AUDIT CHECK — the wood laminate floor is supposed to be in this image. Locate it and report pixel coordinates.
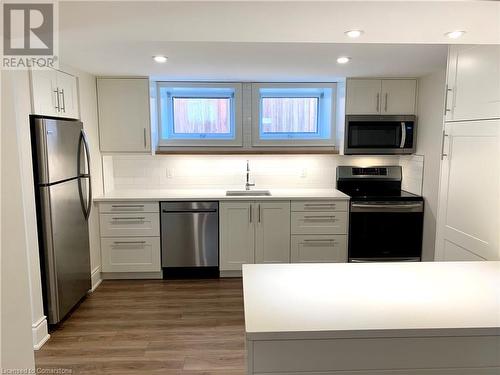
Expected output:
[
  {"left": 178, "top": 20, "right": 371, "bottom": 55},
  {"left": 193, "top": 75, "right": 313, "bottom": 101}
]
[{"left": 35, "top": 278, "right": 246, "bottom": 375}]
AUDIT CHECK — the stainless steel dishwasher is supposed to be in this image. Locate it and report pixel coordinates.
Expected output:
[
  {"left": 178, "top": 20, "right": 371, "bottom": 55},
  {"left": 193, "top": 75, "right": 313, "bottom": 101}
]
[{"left": 160, "top": 201, "right": 219, "bottom": 277}]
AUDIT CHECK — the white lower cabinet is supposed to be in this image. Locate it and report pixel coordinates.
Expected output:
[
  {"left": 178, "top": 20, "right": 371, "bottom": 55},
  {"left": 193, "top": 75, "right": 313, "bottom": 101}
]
[
  {"left": 291, "top": 235, "right": 347, "bottom": 263},
  {"left": 99, "top": 201, "right": 161, "bottom": 276},
  {"left": 101, "top": 237, "right": 161, "bottom": 272},
  {"left": 99, "top": 212, "right": 160, "bottom": 237},
  {"left": 220, "top": 201, "right": 290, "bottom": 272},
  {"left": 220, "top": 202, "right": 256, "bottom": 271},
  {"left": 291, "top": 211, "right": 348, "bottom": 235},
  {"left": 255, "top": 202, "right": 291, "bottom": 264},
  {"left": 220, "top": 199, "right": 349, "bottom": 273},
  {"left": 290, "top": 200, "right": 348, "bottom": 263}
]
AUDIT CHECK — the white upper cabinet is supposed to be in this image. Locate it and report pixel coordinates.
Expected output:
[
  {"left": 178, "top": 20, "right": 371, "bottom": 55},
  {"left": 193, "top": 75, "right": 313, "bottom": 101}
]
[
  {"left": 346, "top": 79, "right": 382, "bottom": 114},
  {"left": 255, "top": 202, "right": 290, "bottom": 264},
  {"left": 97, "top": 78, "right": 151, "bottom": 153},
  {"left": 435, "top": 120, "right": 500, "bottom": 261},
  {"left": 445, "top": 45, "right": 500, "bottom": 122},
  {"left": 381, "top": 79, "right": 417, "bottom": 115},
  {"left": 31, "top": 68, "right": 79, "bottom": 119},
  {"left": 56, "top": 71, "right": 79, "bottom": 119},
  {"left": 346, "top": 78, "right": 417, "bottom": 115}
]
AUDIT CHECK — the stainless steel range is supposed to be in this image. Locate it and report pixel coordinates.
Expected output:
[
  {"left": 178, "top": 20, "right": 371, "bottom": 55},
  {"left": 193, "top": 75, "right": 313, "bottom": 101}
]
[{"left": 336, "top": 166, "right": 424, "bottom": 262}]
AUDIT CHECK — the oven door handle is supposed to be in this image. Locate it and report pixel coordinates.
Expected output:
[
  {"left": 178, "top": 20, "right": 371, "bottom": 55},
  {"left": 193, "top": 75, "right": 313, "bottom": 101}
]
[{"left": 351, "top": 202, "right": 423, "bottom": 213}]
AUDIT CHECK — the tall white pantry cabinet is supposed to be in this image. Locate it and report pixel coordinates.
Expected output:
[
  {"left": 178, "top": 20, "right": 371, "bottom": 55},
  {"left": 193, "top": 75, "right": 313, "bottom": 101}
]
[{"left": 435, "top": 45, "right": 500, "bottom": 261}]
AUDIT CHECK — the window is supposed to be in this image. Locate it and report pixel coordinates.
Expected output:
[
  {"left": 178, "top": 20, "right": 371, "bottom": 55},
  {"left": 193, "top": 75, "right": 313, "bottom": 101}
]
[
  {"left": 155, "top": 82, "right": 338, "bottom": 150},
  {"left": 157, "top": 83, "right": 242, "bottom": 146},
  {"left": 252, "top": 84, "right": 336, "bottom": 146}
]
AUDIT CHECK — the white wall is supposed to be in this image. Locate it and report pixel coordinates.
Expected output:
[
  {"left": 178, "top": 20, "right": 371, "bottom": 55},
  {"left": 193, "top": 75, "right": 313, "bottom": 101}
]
[
  {"left": 2, "top": 70, "right": 50, "bottom": 350},
  {"left": 1, "top": 71, "right": 36, "bottom": 371},
  {"left": 416, "top": 69, "right": 447, "bottom": 261}
]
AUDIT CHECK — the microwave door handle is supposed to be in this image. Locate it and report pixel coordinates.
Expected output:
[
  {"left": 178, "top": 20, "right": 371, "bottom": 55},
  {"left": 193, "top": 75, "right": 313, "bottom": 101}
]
[{"left": 400, "top": 122, "right": 406, "bottom": 148}]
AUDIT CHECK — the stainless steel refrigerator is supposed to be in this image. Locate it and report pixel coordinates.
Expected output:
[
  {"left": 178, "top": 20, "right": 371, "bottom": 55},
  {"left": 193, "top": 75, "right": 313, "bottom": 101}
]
[{"left": 31, "top": 117, "right": 92, "bottom": 324}]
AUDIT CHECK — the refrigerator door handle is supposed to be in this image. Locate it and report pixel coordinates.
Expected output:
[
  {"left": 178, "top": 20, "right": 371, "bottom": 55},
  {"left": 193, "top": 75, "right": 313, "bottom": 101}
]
[{"left": 77, "top": 130, "right": 92, "bottom": 220}]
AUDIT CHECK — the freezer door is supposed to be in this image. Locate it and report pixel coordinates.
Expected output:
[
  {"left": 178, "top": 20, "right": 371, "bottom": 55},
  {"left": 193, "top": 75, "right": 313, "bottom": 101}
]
[
  {"left": 39, "top": 179, "right": 91, "bottom": 324},
  {"left": 32, "top": 117, "right": 83, "bottom": 184}
]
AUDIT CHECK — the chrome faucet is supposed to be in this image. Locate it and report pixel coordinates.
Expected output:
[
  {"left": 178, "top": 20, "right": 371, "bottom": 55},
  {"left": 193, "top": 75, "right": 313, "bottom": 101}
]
[{"left": 245, "top": 160, "right": 255, "bottom": 191}]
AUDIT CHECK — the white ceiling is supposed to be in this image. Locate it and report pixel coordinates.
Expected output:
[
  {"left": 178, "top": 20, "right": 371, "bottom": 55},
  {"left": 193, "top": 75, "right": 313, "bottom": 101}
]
[
  {"left": 61, "top": 41, "right": 447, "bottom": 80},
  {"left": 58, "top": 1, "right": 499, "bottom": 79}
]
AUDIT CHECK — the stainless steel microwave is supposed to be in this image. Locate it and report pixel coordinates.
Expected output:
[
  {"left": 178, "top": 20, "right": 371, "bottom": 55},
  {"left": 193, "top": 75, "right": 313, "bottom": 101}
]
[{"left": 344, "top": 115, "right": 417, "bottom": 155}]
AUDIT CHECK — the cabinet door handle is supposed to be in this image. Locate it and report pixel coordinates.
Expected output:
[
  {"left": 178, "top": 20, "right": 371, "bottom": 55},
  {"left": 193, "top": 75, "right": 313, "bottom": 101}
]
[
  {"left": 60, "top": 89, "right": 66, "bottom": 112},
  {"left": 54, "top": 89, "right": 60, "bottom": 111},
  {"left": 258, "top": 204, "right": 261, "bottom": 223},
  {"left": 143, "top": 128, "right": 147, "bottom": 148},
  {"left": 249, "top": 204, "right": 253, "bottom": 223},
  {"left": 444, "top": 85, "right": 453, "bottom": 115},
  {"left": 384, "top": 93, "right": 388, "bottom": 112},
  {"left": 440, "top": 130, "right": 449, "bottom": 160},
  {"left": 376, "top": 93, "right": 380, "bottom": 112}
]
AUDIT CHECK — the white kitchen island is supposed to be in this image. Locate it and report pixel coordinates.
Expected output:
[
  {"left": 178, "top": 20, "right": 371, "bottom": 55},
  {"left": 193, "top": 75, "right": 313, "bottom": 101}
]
[{"left": 242, "top": 262, "right": 500, "bottom": 375}]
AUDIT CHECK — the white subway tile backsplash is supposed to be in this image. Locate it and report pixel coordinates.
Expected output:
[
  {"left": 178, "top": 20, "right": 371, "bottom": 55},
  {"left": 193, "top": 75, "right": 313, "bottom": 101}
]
[
  {"left": 104, "top": 153, "right": 424, "bottom": 193},
  {"left": 400, "top": 154, "right": 424, "bottom": 195}
]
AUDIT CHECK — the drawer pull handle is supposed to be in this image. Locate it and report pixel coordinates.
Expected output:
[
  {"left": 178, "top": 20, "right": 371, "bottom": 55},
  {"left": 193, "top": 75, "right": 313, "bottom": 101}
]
[
  {"left": 111, "top": 217, "right": 146, "bottom": 220},
  {"left": 113, "top": 241, "right": 147, "bottom": 245},
  {"left": 304, "top": 204, "right": 335, "bottom": 206},
  {"left": 303, "top": 216, "right": 336, "bottom": 219},
  {"left": 303, "top": 239, "right": 336, "bottom": 243},
  {"left": 111, "top": 205, "right": 145, "bottom": 208}
]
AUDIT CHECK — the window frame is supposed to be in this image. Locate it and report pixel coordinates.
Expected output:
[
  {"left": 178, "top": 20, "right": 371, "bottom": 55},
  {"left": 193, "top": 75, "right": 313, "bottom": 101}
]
[
  {"left": 251, "top": 83, "right": 337, "bottom": 147},
  {"left": 157, "top": 82, "right": 243, "bottom": 147}
]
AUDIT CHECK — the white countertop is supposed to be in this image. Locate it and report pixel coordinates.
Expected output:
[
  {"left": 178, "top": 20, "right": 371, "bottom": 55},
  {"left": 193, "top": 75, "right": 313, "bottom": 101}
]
[
  {"left": 93, "top": 188, "right": 350, "bottom": 202},
  {"left": 242, "top": 261, "right": 500, "bottom": 340}
]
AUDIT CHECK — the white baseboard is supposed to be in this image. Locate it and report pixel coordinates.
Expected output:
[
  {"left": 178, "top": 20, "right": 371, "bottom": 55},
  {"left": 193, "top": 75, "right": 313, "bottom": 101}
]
[
  {"left": 90, "top": 266, "right": 102, "bottom": 292},
  {"left": 32, "top": 316, "right": 50, "bottom": 350},
  {"left": 101, "top": 271, "right": 163, "bottom": 280}
]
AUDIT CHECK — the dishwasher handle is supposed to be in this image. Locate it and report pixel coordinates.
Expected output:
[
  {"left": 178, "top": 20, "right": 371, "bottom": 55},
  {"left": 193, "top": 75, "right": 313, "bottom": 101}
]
[{"left": 162, "top": 209, "right": 218, "bottom": 214}]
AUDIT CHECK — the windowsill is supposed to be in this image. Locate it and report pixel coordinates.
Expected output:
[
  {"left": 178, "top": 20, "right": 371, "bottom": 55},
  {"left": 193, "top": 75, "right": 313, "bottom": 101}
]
[{"left": 155, "top": 147, "right": 340, "bottom": 155}]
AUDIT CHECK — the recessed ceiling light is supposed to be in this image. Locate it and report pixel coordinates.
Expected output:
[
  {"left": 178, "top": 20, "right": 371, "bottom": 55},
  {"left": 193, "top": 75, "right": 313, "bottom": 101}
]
[
  {"left": 153, "top": 55, "right": 168, "bottom": 63},
  {"left": 337, "top": 56, "right": 351, "bottom": 64},
  {"left": 345, "top": 30, "right": 363, "bottom": 38},
  {"left": 445, "top": 30, "right": 466, "bottom": 39}
]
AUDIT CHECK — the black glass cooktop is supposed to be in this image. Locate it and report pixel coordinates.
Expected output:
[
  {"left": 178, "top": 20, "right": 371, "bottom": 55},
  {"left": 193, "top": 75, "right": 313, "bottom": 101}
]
[{"left": 347, "top": 190, "right": 423, "bottom": 202}]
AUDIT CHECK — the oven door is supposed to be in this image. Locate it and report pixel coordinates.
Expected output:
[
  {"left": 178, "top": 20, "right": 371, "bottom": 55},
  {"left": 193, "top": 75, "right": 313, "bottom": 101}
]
[
  {"left": 348, "top": 201, "right": 423, "bottom": 262},
  {"left": 344, "top": 115, "right": 416, "bottom": 154}
]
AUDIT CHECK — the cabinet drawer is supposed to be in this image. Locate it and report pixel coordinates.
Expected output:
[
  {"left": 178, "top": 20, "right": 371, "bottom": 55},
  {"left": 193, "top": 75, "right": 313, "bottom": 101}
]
[
  {"left": 291, "top": 200, "right": 348, "bottom": 212},
  {"left": 291, "top": 212, "right": 347, "bottom": 235},
  {"left": 101, "top": 237, "right": 160, "bottom": 272},
  {"left": 291, "top": 235, "right": 347, "bottom": 263},
  {"left": 99, "top": 201, "right": 159, "bottom": 213},
  {"left": 100, "top": 213, "right": 160, "bottom": 237}
]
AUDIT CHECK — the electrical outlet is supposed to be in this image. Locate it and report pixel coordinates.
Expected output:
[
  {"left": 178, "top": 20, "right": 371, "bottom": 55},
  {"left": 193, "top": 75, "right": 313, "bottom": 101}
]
[
  {"left": 300, "top": 168, "right": 307, "bottom": 178},
  {"left": 166, "top": 168, "right": 174, "bottom": 178}
]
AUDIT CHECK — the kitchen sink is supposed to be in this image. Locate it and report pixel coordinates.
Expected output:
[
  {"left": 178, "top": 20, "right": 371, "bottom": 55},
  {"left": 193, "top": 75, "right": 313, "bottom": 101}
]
[{"left": 226, "top": 190, "right": 272, "bottom": 196}]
